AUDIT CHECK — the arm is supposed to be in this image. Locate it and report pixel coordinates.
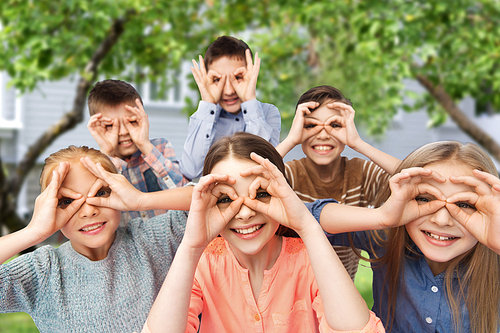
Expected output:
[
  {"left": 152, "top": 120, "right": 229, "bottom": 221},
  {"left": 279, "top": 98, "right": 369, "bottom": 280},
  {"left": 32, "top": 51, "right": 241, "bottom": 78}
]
[
  {"left": 179, "top": 101, "right": 219, "bottom": 180},
  {"left": 446, "top": 169, "right": 500, "bottom": 255},
  {"left": 142, "top": 138, "right": 187, "bottom": 188},
  {"left": 241, "top": 153, "right": 370, "bottom": 330},
  {"left": 0, "top": 163, "right": 84, "bottom": 263},
  {"left": 276, "top": 101, "right": 322, "bottom": 157},
  {"left": 315, "top": 167, "right": 447, "bottom": 234},
  {"left": 327, "top": 102, "right": 401, "bottom": 174},
  {"left": 81, "top": 157, "right": 193, "bottom": 211},
  {"left": 144, "top": 174, "right": 244, "bottom": 333}
]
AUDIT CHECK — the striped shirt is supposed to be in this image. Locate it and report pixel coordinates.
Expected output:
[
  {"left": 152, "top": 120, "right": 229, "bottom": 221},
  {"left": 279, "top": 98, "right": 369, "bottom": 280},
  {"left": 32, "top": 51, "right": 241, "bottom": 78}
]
[{"left": 285, "top": 157, "right": 390, "bottom": 280}]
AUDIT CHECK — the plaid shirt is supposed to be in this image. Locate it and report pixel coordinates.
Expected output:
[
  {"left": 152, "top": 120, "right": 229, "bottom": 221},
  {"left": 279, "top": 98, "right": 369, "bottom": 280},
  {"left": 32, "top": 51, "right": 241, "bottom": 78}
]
[{"left": 111, "top": 138, "right": 187, "bottom": 220}]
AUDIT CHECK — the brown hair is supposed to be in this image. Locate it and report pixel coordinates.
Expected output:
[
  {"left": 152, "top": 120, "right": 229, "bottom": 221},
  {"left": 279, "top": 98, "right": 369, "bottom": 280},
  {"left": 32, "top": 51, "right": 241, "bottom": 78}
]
[
  {"left": 40, "top": 146, "right": 117, "bottom": 190},
  {"left": 296, "top": 85, "right": 352, "bottom": 110},
  {"left": 203, "top": 132, "right": 296, "bottom": 237},
  {"left": 204, "top": 36, "right": 252, "bottom": 71},
  {"left": 370, "top": 141, "right": 500, "bottom": 332},
  {"left": 87, "top": 79, "right": 143, "bottom": 116}
]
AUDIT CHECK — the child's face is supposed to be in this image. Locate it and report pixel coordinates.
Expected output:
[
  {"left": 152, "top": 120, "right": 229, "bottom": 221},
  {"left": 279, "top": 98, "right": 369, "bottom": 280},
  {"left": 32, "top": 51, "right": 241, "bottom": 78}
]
[
  {"left": 301, "top": 102, "right": 346, "bottom": 166},
  {"left": 405, "top": 161, "right": 479, "bottom": 275},
  {"left": 211, "top": 157, "right": 280, "bottom": 261},
  {"left": 59, "top": 162, "right": 121, "bottom": 261},
  {"left": 99, "top": 102, "right": 139, "bottom": 159},
  {"left": 208, "top": 56, "right": 246, "bottom": 114}
]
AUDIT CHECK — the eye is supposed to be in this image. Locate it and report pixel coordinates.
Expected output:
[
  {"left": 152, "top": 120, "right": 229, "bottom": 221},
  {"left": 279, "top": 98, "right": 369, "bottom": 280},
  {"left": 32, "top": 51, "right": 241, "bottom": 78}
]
[
  {"left": 95, "top": 187, "right": 111, "bottom": 198},
  {"left": 217, "top": 195, "right": 233, "bottom": 205},
  {"left": 455, "top": 202, "right": 476, "bottom": 211},
  {"left": 415, "top": 196, "right": 432, "bottom": 204},
  {"left": 329, "top": 122, "right": 342, "bottom": 128},
  {"left": 304, "top": 124, "right": 317, "bottom": 129},
  {"left": 57, "top": 197, "right": 74, "bottom": 209},
  {"left": 213, "top": 78, "right": 220, "bottom": 84},
  {"left": 105, "top": 125, "right": 113, "bottom": 129},
  {"left": 255, "top": 190, "right": 271, "bottom": 201},
  {"left": 235, "top": 75, "right": 243, "bottom": 81}
]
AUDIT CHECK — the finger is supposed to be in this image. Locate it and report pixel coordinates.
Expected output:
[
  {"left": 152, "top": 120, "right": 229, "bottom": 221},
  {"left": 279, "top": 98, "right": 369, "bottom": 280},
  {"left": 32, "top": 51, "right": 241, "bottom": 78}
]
[
  {"left": 80, "top": 157, "right": 101, "bottom": 178},
  {"left": 242, "top": 197, "right": 268, "bottom": 215},
  {"left": 445, "top": 202, "right": 472, "bottom": 227},
  {"left": 250, "top": 152, "right": 286, "bottom": 185},
  {"left": 248, "top": 176, "right": 270, "bottom": 199},
  {"left": 446, "top": 191, "right": 480, "bottom": 206},
  {"left": 58, "top": 186, "right": 84, "bottom": 200},
  {"left": 418, "top": 199, "right": 446, "bottom": 216},
  {"left": 220, "top": 197, "right": 245, "bottom": 221},
  {"left": 251, "top": 52, "right": 260, "bottom": 80},
  {"left": 472, "top": 169, "right": 500, "bottom": 187},
  {"left": 416, "top": 183, "right": 447, "bottom": 201},
  {"left": 87, "top": 178, "right": 109, "bottom": 198},
  {"left": 245, "top": 49, "right": 253, "bottom": 68},
  {"left": 449, "top": 175, "right": 491, "bottom": 196},
  {"left": 56, "top": 162, "right": 71, "bottom": 183},
  {"left": 60, "top": 196, "right": 86, "bottom": 219},
  {"left": 327, "top": 101, "right": 353, "bottom": 111},
  {"left": 212, "top": 183, "right": 238, "bottom": 201},
  {"left": 297, "top": 101, "right": 320, "bottom": 112}
]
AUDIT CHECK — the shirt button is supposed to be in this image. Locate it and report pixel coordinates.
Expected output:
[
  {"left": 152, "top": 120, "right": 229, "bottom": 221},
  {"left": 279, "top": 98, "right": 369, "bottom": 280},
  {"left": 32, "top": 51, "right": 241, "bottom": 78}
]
[
  {"left": 243, "top": 110, "right": 247, "bottom": 114},
  {"left": 431, "top": 286, "right": 438, "bottom": 293},
  {"left": 210, "top": 110, "right": 214, "bottom": 115},
  {"left": 254, "top": 314, "right": 260, "bottom": 321},
  {"left": 235, "top": 118, "right": 240, "bottom": 121},
  {"left": 425, "top": 317, "right": 433, "bottom": 324},
  {"left": 206, "top": 134, "right": 209, "bottom": 138}
]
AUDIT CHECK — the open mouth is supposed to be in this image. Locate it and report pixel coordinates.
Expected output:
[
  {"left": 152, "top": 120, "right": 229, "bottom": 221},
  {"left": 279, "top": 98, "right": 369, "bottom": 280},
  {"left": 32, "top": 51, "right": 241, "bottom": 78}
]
[
  {"left": 232, "top": 224, "right": 263, "bottom": 235},
  {"left": 224, "top": 97, "right": 239, "bottom": 105},
  {"left": 312, "top": 145, "right": 333, "bottom": 152},
  {"left": 119, "top": 140, "right": 133, "bottom": 146},
  {"left": 80, "top": 222, "right": 106, "bottom": 232},
  {"left": 423, "top": 230, "right": 458, "bottom": 242}
]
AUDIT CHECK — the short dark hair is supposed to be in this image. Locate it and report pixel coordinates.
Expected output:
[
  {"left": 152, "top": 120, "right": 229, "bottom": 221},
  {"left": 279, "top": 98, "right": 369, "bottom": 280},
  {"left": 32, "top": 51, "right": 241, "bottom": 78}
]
[
  {"left": 296, "top": 85, "right": 352, "bottom": 110},
  {"left": 87, "top": 79, "right": 143, "bottom": 116},
  {"left": 204, "top": 36, "right": 252, "bottom": 70}
]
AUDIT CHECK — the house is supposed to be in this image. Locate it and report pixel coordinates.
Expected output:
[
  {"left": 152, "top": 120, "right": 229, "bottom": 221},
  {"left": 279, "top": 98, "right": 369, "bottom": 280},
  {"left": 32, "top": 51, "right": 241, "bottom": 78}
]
[{"left": 1, "top": 69, "right": 499, "bottom": 223}]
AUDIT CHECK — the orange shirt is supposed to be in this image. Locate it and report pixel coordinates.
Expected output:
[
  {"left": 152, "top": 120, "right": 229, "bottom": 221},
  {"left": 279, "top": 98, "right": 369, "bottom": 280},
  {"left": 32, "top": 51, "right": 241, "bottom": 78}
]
[{"left": 185, "top": 237, "right": 384, "bottom": 333}]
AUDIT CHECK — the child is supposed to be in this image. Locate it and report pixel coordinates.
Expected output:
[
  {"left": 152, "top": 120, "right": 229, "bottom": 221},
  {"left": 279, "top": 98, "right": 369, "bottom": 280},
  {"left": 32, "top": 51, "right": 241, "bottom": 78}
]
[
  {"left": 309, "top": 141, "right": 500, "bottom": 332},
  {"left": 87, "top": 79, "right": 187, "bottom": 220},
  {"left": 141, "top": 132, "right": 385, "bottom": 333},
  {"left": 180, "top": 36, "right": 281, "bottom": 180},
  {"left": 0, "top": 146, "right": 190, "bottom": 333},
  {"left": 276, "top": 85, "right": 401, "bottom": 279}
]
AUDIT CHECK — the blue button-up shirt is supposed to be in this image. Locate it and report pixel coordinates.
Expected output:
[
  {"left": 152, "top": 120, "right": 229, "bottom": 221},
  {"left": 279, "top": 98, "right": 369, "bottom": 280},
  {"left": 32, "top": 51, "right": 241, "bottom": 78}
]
[{"left": 307, "top": 199, "right": 474, "bottom": 332}]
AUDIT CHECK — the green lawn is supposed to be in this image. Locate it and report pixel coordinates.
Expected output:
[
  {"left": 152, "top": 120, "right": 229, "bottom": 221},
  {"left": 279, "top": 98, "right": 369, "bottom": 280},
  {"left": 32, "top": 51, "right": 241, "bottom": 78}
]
[{"left": 0, "top": 260, "right": 374, "bottom": 332}]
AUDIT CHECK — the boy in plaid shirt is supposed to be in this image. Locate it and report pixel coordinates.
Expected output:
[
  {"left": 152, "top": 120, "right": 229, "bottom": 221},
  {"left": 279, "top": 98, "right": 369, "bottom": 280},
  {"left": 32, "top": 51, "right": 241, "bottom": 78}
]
[{"left": 87, "top": 79, "right": 187, "bottom": 220}]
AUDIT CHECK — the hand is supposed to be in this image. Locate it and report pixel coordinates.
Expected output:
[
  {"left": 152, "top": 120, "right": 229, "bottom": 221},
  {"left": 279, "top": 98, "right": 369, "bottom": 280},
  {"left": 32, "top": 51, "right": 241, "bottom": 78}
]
[
  {"left": 325, "top": 102, "right": 362, "bottom": 149},
  {"left": 379, "top": 167, "right": 447, "bottom": 228},
  {"left": 87, "top": 113, "right": 119, "bottom": 156},
  {"left": 80, "top": 156, "right": 144, "bottom": 211},
  {"left": 191, "top": 55, "right": 226, "bottom": 104},
  {"left": 229, "top": 49, "right": 260, "bottom": 102},
  {"left": 123, "top": 99, "right": 153, "bottom": 155},
  {"left": 289, "top": 102, "right": 322, "bottom": 144},
  {"left": 184, "top": 174, "right": 243, "bottom": 250},
  {"left": 240, "top": 153, "right": 313, "bottom": 235},
  {"left": 446, "top": 169, "right": 500, "bottom": 254},
  {"left": 27, "top": 162, "right": 85, "bottom": 241}
]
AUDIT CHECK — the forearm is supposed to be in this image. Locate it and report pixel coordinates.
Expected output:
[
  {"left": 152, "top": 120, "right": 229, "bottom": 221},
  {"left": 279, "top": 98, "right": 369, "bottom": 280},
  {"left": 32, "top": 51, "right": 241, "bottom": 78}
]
[
  {"left": 352, "top": 140, "right": 401, "bottom": 174},
  {"left": 145, "top": 241, "right": 203, "bottom": 333},
  {"left": 299, "top": 221, "right": 369, "bottom": 330},
  {"left": 319, "top": 203, "right": 387, "bottom": 234},
  {"left": 0, "top": 228, "right": 42, "bottom": 264},
  {"left": 275, "top": 138, "right": 296, "bottom": 158},
  {"left": 138, "top": 186, "right": 193, "bottom": 211}
]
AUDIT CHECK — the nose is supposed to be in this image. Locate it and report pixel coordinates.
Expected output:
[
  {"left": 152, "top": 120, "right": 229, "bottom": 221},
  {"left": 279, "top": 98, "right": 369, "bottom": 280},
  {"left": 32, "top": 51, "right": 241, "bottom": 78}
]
[
  {"left": 118, "top": 119, "right": 129, "bottom": 136},
  {"left": 78, "top": 202, "right": 100, "bottom": 218},
  {"left": 235, "top": 203, "right": 256, "bottom": 222},
  {"left": 223, "top": 78, "right": 236, "bottom": 96},
  {"left": 316, "top": 126, "right": 329, "bottom": 139},
  {"left": 429, "top": 206, "right": 454, "bottom": 227}
]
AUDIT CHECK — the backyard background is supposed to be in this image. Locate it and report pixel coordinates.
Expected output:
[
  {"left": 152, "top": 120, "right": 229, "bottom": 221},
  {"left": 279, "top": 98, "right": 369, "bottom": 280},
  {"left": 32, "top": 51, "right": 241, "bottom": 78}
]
[{"left": 1, "top": 0, "right": 500, "bottom": 331}]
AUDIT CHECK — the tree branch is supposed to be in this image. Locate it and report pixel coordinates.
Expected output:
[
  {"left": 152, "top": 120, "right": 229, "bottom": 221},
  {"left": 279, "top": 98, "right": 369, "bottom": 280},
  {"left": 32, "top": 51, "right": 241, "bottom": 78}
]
[{"left": 416, "top": 74, "right": 500, "bottom": 164}]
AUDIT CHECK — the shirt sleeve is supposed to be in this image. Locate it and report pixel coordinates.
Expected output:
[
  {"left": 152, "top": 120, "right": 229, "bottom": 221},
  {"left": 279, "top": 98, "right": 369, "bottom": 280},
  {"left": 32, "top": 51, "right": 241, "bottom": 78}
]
[
  {"left": 186, "top": 275, "right": 203, "bottom": 333},
  {"left": 0, "top": 248, "right": 52, "bottom": 314},
  {"left": 109, "top": 155, "right": 128, "bottom": 174},
  {"left": 142, "top": 138, "right": 187, "bottom": 188},
  {"left": 180, "top": 101, "right": 219, "bottom": 180},
  {"left": 240, "top": 100, "right": 281, "bottom": 146}
]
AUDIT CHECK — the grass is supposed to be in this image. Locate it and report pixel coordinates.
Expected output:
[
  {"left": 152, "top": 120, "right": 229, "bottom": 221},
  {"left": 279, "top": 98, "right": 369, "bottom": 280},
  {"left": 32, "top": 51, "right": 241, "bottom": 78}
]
[{"left": 0, "top": 258, "right": 374, "bottom": 332}]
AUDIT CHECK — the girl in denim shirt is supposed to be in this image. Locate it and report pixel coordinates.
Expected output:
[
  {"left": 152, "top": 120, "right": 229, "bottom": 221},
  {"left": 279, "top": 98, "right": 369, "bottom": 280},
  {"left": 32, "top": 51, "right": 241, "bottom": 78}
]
[{"left": 309, "top": 141, "right": 500, "bottom": 332}]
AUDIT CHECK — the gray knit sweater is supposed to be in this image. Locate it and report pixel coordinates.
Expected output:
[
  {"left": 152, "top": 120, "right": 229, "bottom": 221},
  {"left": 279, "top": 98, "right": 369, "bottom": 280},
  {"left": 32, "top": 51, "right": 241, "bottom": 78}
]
[{"left": 0, "top": 209, "right": 187, "bottom": 333}]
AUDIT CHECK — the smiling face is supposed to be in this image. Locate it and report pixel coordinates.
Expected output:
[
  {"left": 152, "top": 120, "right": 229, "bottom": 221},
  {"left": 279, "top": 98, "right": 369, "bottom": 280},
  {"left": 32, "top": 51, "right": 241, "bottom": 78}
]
[
  {"left": 210, "top": 157, "right": 281, "bottom": 262},
  {"left": 58, "top": 162, "right": 121, "bottom": 261},
  {"left": 405, "top": 161, "right": 479, "bottom": 275},
  {"left": 208, "top": 56, "right": 246, "bottom": 114},
  {"left": 99, "top": 103, "right": 138, "bottom": 159},
  {"left": 301, "top": 102, "right": 345, "bottom": 167}
]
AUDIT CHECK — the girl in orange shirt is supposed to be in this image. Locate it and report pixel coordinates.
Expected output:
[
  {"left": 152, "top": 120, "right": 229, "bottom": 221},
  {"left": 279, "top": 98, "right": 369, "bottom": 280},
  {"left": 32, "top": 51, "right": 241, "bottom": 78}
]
[{"left": 140, "top": 132, "right": 384, "bottom": 333}]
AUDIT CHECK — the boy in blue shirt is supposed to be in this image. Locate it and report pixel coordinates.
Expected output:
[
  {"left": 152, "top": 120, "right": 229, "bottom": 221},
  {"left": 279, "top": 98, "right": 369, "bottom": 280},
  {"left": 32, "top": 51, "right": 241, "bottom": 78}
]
[
  {"left": 87, "top": 79, "right": 187, "bottom": 220},
  {"left": 180, "top": 36, "right": 281, "bottom": 180}
]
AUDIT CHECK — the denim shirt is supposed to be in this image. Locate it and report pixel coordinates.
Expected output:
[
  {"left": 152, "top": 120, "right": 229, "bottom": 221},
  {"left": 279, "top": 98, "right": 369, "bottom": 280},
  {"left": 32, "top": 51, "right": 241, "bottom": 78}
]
[{"left": 307, "top": 199, "right": 472, "bottom": 332}]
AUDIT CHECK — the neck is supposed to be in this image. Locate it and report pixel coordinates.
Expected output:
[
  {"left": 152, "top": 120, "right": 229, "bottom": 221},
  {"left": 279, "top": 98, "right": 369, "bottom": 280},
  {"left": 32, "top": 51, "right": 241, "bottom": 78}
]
[
  {"left": 304, "top": 157, "right": 342, "bottom": 182},
  {"left": 229, "top": 235, "right": 282, "bottom": 273}
]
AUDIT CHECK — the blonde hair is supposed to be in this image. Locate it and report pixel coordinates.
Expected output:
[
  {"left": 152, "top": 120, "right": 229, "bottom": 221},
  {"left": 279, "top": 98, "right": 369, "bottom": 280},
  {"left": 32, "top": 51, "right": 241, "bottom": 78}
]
[
  {"left": 371, "top": 141, "right": 500, "bottom": 332},
  {"left": 40, "top": 146, "right": 116, "bottom": 190}
]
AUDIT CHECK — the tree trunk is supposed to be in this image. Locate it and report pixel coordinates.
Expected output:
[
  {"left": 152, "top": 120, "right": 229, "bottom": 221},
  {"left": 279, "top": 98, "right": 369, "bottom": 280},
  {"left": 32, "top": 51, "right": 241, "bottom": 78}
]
[
  {"left": 416, "top": 74, "right": 500, "bottom": 164},
  {"left": 0, "top": 13, "right": 131, "bottom": 239}
]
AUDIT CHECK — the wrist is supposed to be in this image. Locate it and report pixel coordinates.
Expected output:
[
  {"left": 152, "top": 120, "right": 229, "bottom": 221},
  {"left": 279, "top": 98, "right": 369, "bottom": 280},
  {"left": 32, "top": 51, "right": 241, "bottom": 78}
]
[{"left": 138, "top": 141, "right": 154, "bottom": 156}]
